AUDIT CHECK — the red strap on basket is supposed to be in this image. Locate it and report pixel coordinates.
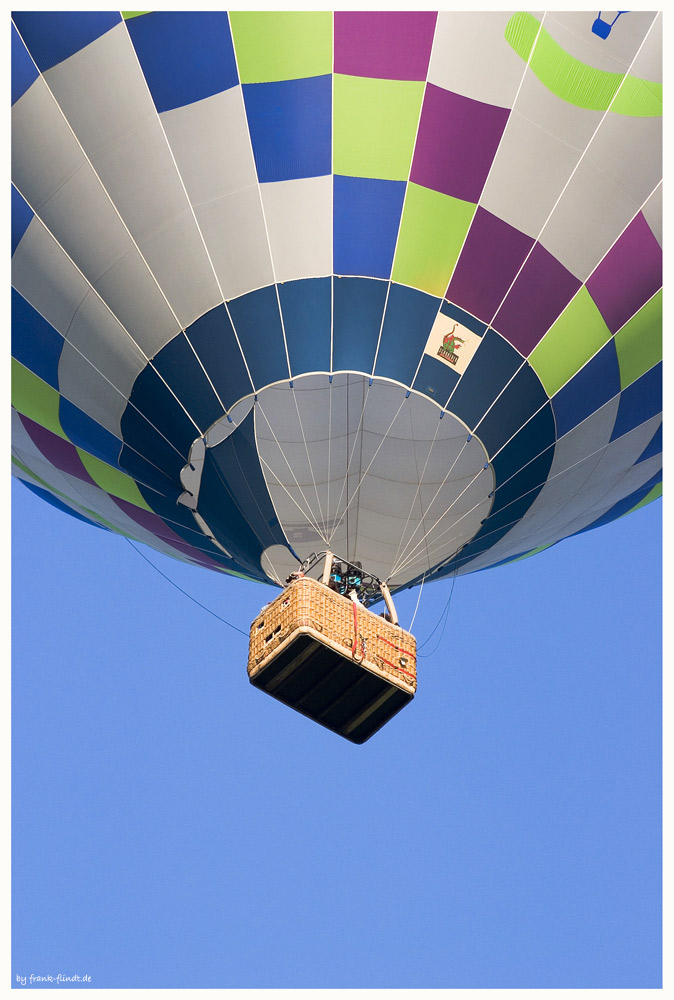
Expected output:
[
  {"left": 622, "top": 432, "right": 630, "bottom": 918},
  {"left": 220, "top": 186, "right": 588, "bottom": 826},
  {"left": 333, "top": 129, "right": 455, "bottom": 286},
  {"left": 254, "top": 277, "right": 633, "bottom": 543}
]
[
  {"left": 378, "top": 655, "right": 416, "bottom": 681},
  {"left": 351, "top": 599, "right": 365, "bottom": 662},
  {"left": 376, "top": 633, "right": 417, "bottom": 664}
]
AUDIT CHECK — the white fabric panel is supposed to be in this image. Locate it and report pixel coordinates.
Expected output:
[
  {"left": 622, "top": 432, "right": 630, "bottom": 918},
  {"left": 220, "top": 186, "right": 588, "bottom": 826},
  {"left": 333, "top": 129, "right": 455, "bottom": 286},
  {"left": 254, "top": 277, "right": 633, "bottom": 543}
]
[
  {"left": 93, "top": 248, "right": 180, "bottom": 357},
  {"left": 44, "top": 22, "right": 157, "bottom": 158},
  {"left": 160, "top": 88, "right": 258, "bottom": 205},
  {"left": 91, "top": 116, "right": 222, "bottom": 327},
  {"left": 12, "top": 75, "right": 161, "bottom": 309},
  {"left": 464, "top": 415, "right": 660, "bottom": 568},
  {"left": 30, "top": 162, "right": 136, "bottom": 285},
  {"left": 543, "top": 11, "right": 657, "bottom": 73},
  {"left": 13, "top": 91, "right": 182, "bottom": 355},
  {"left": 585, "top": 113, "right": 660, "bottom": 221},
  {"left": 137, "top": 205, "right": 223, "bottom": 327},
  {"left": 470, "top": 398, "right": 619, "bottom": 554},
  {"left": 12, "top": 220, "right": 89, "bottom": 334},
  {"left": 57, "top": 291, "right": 147, "bottom": 437},
  {"left": 195, "top": 186, "right": 274, "bottom": 300},
  {"left": 42, "top": 22, "right": 222, "bottom": 328},
  {"left": 480, "top": 109, "right": 589, "bottom": 239},
  {"left": 591, "top": 413, "right": 661, "bottom": 478},
  {"left": 551, "top": 397, "right": 620, "bottom": 474},
  {"left": 12, "top": 76, "right": 86, "bottom": 212},
  {"left": 512, "top": 68, "right": 603, "bottom": 155},
  {"left": 427, "top": 11, "right": 528, "bottom": 108},
  {"left": 642, "top": 183, "right": 662, "bottom": 247},
  {"left": 260, "top": 176, "right": 332, "bottom": 284},
  {"left": 539, "top": 158, "right": 640, "bottom": 281},
  {"left": 629, "top": 12, "right": 662, "bottom": 83},
  {"left": 160, "top": 89, "right": 273, "bottom": 299},
  {"left": 540, "top": 454, "right": 660, "bottom": 542}
]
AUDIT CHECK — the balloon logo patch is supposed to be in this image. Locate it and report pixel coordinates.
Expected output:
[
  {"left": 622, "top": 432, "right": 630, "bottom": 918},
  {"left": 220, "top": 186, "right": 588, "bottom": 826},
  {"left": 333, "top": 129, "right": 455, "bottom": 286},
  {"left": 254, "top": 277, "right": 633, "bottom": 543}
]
[{"left": 425, "top": 313, "right": 481, "bottom": 376}]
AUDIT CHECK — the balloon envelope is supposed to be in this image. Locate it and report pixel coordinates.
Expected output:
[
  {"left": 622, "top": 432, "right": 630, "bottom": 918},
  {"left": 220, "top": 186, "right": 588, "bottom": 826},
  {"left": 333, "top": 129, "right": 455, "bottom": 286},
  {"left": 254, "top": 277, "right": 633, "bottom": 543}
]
[{"left": 11, "top": 11, "right": 662, "bottom": 594}]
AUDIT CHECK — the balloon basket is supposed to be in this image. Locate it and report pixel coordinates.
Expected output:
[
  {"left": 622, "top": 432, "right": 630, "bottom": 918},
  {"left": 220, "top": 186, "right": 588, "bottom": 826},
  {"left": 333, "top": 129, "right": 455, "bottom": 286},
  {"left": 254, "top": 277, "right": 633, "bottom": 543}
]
[{"left": 247, "top": 576, "right": 416, "bottom": 744}]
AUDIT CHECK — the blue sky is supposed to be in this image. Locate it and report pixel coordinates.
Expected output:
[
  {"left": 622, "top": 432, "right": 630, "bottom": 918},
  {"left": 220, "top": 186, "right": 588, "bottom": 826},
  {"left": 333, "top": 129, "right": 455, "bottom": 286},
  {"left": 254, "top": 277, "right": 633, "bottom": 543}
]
[{"left": 11, "top": 474, "right": 661, "bottom": 989}]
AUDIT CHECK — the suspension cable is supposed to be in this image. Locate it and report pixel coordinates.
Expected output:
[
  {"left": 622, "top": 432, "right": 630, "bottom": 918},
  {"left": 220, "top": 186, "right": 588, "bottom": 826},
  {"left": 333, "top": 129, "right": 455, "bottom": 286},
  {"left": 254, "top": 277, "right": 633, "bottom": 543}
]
[{"left": 126, "top": 539, "right": 249, "bottom": 636}]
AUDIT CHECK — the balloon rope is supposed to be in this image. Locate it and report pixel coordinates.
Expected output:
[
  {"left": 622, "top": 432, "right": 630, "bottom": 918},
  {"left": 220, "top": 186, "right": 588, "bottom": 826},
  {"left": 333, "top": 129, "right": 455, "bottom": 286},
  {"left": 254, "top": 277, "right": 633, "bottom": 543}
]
[
  {"left": 408, "top": 573, "right": 425, "bottom": 633},
  {"left": 126, "top": 539, "right": 249, "bottom": 636},
  {"left": 417, "top": 567, "right": 459, "bottom": 658}
]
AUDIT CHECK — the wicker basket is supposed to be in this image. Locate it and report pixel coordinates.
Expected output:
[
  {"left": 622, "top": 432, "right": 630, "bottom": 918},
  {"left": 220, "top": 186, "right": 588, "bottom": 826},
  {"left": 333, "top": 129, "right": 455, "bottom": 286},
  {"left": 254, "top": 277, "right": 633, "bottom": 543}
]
[{"left": 248, "top": 576, "right": 416, "bottom": 742}]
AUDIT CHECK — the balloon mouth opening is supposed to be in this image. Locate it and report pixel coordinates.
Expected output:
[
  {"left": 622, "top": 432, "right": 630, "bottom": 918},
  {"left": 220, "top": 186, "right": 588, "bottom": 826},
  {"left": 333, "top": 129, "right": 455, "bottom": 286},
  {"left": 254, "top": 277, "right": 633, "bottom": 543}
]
[{"left": 179, "top": 372, "right": 495, "bottom": 590}]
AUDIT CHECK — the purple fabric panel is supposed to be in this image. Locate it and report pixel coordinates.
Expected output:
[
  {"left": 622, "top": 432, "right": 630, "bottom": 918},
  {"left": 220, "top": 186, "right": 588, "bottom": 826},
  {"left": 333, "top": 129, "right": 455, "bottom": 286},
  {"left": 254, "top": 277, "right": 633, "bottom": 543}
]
[
  {"left": 586, "top": 212, "right": 662, "bottom": 334},
  {"left": 19, "top": 413, "right": 98, "bottom": 486},
  {"left": 446, "top": 208, "right": 534, "bottom": 323},
  {"left": 492, "top": 243, "right": 582, "bottom": 356},
  {"left": 410, "top": 84, "right": 509, "bottom": 202},
  {"left": 334, "top": 11, "right": 437, "bottom": 80},
  {"left": 112, "top": 497, "right": 223, "bottom": 570}
]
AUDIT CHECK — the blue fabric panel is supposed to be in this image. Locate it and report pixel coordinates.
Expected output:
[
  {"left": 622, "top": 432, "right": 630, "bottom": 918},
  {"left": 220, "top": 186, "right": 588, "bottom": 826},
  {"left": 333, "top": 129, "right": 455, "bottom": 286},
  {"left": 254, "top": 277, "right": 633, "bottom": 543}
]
[
  {"left": 121, "top": 365, "right": 198, "bottom": 477},
  {"left": 117, "top": 449, "right": 183, "bottom": 502},
  {"left": 479, "top": 491, "right": 543, "bottom": 535},
  {"left": 333, "top": 176, "right": 405, "bottom": 279},
  {"left": 11, "top": 22, "right": 39, "bottom": 104},
  {"left": 11, "top": 289, "right": 63, "bottom": 389},
  {"left": 551, "top": 339, "right": 620, "bottom": 439},
  {"left": 197, "top": 409, "right": 289, "bottom": 579},
  {"left": 425, "top": 522, "right": 522, "bottom": 580},
  {"left": 278, "top": 278, "right": 331, "bottom": 376},
  {"left": 332, "top": 277, "right": 388, "bottom": 374},
  {"left": 243, "top": 76, "right": 332, "bottom": 182},
  {"left": 473, "top": 362, "right": 548, "bottom": 458},
  {"left": 18, "top": 479, "right": 107, "bottom": 529},
  {"left": 184, "top": 305, "right": 253, "bottom": 412},
  {"left": 374, "top": 283, "right": 440, "bottom": 386},
  {"left": 491, "top": 446, "right": 554, "bottom": 519},
  {"left": 12, "top": 11, "right": 121, "bottom": 72},
  {"left": 448, "top": 329, "right": 521, "bottom": 432},
  {"left": 228, "top": 286, "right": 289, "bottom": 389},
  {"left": 11, "top": 187, "right": 34, "bottom": 255},
  {"left": 58, "top": 398, "right": 123, "bottom": 467},
  {"left": 572, "top": 470, "right": 662, "bottom": 536},
  {"left": 412, "top": 355, "right": 460, "bottom": 408},
  {"left": 490, "top": 404, "right": 555, "bottom": 504},
  {"left": 117, "top": 407, "right": 188, "bottom": 486},
  {"left": 151, "top": 333, "right": 225, "bottom": 433},
  {"left": 125, "top": 11, "right": 238, "bottom": 112},
  {"left": 610, "top": 362, "right": 662, "bottom": 441},
  {"left": 636, "top": 421, "right": 662, "bottom": 464},
  {"left": 129, "top": 483, "right": 241, "bottom": 569},
  {"left": 440, "top": 300, "right": 487, "bottom": 337}
]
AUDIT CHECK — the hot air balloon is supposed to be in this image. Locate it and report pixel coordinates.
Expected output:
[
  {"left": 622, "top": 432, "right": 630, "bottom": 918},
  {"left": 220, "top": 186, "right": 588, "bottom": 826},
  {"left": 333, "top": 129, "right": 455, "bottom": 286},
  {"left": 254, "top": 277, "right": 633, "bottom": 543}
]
[{"left": 11, "top": 12, "right": 662, "bottom": 738}]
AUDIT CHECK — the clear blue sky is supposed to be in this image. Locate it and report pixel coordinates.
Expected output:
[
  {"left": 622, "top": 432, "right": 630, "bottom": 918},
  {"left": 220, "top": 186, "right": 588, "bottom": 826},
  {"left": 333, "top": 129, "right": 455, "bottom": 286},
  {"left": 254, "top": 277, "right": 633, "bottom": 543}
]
[{"left": 11, "top": 476, "right": 661, "bottom": 989}]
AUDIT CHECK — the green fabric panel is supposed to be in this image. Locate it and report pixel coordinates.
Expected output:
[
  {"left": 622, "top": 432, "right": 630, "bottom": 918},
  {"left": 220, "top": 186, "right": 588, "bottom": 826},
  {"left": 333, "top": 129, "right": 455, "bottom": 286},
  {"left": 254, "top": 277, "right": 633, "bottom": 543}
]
[
  {"left": 612, "top": 75, "right": 663, "bottom": 117},
  {"left": 623, "top": 482, "right": 662, "bottom": 515},
  {"left": 230, "top": 11, "right": 332, "bottom": 83},
  {"left": 614, "top": 290, "right": 662, "bottom": 390},
  {"left": 391, "top": 183, "right": 477, "bottom": 296},
  {"left": 506, "top": 542, "right": 553, "bottom": 564},
  {"left": 121, "top": 12, "right": 151, "bottom": 19},
  {"left": 12, "top": 456, "right": 128, "bottom": 533},
  {"left": 528, "top": 287, "right": 612, "bottom": 397},
  {"left": 12, "top": 360, "right": 67, "bottom": 440},
  {"left": 505, "top": 12, "right": 661, "bottom": 116},
  {"left": 76, "top": 449, "right": 153, "bottom": 511},
  {"left": 333, "top": 75, "right": 424, "bottom": 182}
]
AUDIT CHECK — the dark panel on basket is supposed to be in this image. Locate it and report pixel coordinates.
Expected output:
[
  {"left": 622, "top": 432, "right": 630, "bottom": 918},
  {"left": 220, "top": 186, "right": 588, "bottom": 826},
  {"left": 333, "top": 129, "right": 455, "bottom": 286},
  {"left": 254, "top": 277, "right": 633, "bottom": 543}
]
[{"left": 250, "top": 630, "right": 413, "bottom": 743}]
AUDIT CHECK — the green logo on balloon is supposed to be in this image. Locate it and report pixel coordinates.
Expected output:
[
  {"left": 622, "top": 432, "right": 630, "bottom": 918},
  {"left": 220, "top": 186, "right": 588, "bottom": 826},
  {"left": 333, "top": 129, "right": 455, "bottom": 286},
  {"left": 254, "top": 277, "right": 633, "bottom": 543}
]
[{"left": 437, "top": 324, "right": 465, "bottom": 365}]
